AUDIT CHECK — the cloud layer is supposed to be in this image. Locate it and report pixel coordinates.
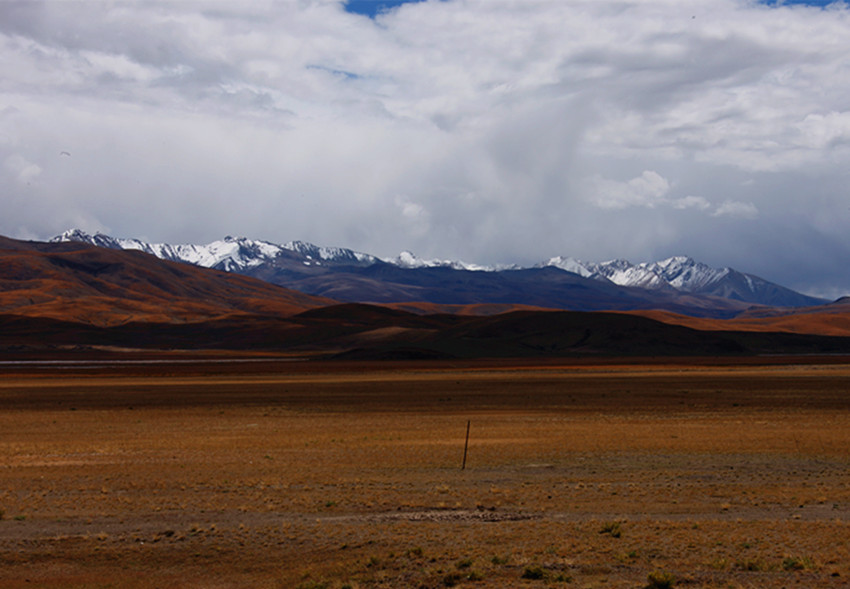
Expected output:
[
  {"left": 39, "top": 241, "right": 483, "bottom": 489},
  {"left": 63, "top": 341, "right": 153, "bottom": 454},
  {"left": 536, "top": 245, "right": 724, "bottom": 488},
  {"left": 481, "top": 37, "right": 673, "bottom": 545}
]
[{"left": 1, "top": 0, "right": 849, "bottom": 297}]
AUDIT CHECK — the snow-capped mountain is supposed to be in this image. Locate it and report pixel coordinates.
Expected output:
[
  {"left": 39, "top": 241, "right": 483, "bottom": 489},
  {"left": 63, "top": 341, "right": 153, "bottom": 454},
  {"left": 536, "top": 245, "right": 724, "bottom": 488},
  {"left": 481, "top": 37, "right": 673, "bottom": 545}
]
[
  {"left": 541, "top": 255, "right": 813, "bottom": 307},
  {"left": 391, "top": 250, "right": 518, "bottom": 272},
  {"left": 52, "top": 229, "right": 827, "bottom": 313},
  {"left": 545, "top": 256, "right": 732, "bottom": 292},
  {"left": 53, "top": 230, "right": 509, "bottom": 273},
  {"left": 283, "top": 240, "right": 380, "bottom": 267},
  {"left": 52, "top": 229, "right": 380, "bottom": 272}
]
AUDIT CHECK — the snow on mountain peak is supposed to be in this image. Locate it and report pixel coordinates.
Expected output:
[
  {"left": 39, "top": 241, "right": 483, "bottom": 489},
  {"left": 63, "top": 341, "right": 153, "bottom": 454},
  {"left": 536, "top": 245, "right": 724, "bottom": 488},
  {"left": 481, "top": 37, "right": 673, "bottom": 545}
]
[
  {"left": 51, "top": 229, "right": 811, "bottom": 304},
  {"left": 650, "top": 256, "right": 729, "bottom": 290},
  {"left": 389, "top": 251, "right": 501, "bottom": 271},
  {"left": 283, "top": 240, "right": 378, "bottom": 265},
  {"left": 540, "top": 254, "right": 735, "bottom": 292},
  {"left": 394, "top": 251, "right": 422, "bottom": 268},
  {"left": 541, "top": 256, "right": 595, "bottom": 278},
  {"left": 54, "top": 228, "right": 93, "bottom": 242}
]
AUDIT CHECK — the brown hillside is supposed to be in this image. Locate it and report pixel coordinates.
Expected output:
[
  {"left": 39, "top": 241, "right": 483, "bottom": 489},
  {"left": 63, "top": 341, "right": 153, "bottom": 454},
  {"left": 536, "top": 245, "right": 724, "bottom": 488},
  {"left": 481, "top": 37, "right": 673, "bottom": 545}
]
[
  {"left": 387, "top": 300, "right": 850, "bottom": 338},
  {"left": 628, "top": 301, "right": 850, "bottom": 337},
  {"left": 0, "top": 236, "right": 334, "bottom": 325},
  {"left": 383, "top": 301, "right": 559, "bottom": 315}
]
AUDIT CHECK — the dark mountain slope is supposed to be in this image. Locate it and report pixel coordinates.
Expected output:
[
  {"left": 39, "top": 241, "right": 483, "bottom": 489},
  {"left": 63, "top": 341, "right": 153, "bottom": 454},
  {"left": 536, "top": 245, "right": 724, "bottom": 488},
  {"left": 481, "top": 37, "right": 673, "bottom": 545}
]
[
  {"left": 53, "top": 230, "right": 828, "bottom": 317},
  {"left": 3, "top": 301, "right": 850, "bottom": 358}
]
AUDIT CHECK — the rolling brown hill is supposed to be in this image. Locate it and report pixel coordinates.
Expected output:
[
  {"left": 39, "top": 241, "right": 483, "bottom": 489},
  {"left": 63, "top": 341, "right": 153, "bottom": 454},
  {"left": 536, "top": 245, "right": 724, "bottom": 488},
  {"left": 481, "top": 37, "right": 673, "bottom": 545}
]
[
  {"left": 624, "top": 297, "right": 850, "bottom": 338},
  {"left": 4, "top": 298, "right": 850, "bottom": 358},
  {"left": 0, "top": 235, "right": 334, "bottom": 326},
  {"left": 384, "top": 300, "right": 850, "bottom": 338}
]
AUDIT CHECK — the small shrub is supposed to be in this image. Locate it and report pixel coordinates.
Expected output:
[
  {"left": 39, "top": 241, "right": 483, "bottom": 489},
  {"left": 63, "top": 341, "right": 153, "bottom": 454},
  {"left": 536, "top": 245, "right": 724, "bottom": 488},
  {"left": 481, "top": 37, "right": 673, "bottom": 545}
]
[
  {"left": 491, "top": 554, "right": 510, "bottom": 565},
  {"left": 783, "top": 556, "right": 814, "bottom": 571},
  {"left": 406, "top": 546, "right": 423, "bottom": 558},
  {"left": 456, "top": 558, "right": 473, "bottom": 569},
  {"left": 521, "top": 565, "right": 547, "bottom": 580},
  {"left": 646, "top": 570, "right": 676, "bottom": 589},
  {"left": 735, "top": 558, "right": 769, "bottom": 571},
  {"left": 600, "top": 521, "right": 622, "bottom": 538}
]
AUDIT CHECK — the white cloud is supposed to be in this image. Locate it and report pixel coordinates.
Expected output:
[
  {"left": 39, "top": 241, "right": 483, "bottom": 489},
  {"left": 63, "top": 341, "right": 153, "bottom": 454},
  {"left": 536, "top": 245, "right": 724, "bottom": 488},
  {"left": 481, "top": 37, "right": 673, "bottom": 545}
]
[
  {"left": 672, "top": 195, "right": 712, "bottom": 211},
  {"left": 3, "top": 154, "right": 41, "bottom": 185},
  {"left": 586, "top": 171, "right": 714, "bottom": 213},
  {"left": 588, "top": 170, "right": 672, "bottom": 209},
  {"left": 712, "top": 200, "right": 759, "bottom": 219},
  {"left": 0, "top": 0, "right": 849, "bottom": 294}
]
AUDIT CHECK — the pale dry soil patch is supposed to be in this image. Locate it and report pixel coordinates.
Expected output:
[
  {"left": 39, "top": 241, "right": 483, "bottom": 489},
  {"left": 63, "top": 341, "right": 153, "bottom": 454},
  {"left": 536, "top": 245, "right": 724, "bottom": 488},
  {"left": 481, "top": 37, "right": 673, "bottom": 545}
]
[{"left": 0, "top": 359, "right": 849, "bottom": 587}]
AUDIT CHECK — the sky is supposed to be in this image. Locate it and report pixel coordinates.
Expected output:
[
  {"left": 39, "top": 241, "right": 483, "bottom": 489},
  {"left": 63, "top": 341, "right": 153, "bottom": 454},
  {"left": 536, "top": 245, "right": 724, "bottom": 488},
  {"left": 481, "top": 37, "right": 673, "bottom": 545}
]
[{"left": 1, "top": 0, "right": 849, "bottom": 298}]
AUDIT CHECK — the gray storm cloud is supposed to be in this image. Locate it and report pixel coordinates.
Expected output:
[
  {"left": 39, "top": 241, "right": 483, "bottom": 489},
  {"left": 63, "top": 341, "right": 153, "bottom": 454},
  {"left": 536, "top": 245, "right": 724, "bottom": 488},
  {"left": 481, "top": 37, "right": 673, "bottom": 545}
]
[{"left": 1, "top": 0, "right": 849, "bottom": 297}]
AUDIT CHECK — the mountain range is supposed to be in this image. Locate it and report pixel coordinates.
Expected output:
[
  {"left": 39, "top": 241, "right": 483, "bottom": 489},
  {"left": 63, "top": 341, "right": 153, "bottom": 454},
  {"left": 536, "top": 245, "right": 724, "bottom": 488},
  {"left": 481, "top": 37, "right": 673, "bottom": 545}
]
[
  {"left": 2, "top": 234, "right": 850, "bottom": 358},
  {"left": 53, "top": 230, "right": 826, "bottom": 317}
]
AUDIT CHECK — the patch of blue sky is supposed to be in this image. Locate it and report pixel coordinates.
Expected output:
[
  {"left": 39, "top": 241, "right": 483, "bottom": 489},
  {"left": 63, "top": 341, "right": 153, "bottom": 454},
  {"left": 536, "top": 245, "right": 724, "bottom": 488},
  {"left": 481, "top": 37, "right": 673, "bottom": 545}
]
[
  {"left": 759, "top": 0, "right": 844, "bottom": 7},
  {"left": 307, "top": 65, "right": 361, "bottom": 81},
  {"left": 343, "top": 0, "right": 842, "bottom": 16},
  {"left": 344, "top": 0, "right": 428, "bottom": 18}
]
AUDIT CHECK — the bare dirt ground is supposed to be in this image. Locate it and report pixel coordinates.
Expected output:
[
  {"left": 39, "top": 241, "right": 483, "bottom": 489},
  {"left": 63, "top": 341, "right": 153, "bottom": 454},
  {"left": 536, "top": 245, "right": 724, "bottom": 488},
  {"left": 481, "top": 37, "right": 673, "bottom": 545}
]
[{"left": 1, "top": 356, "right": 850, "bottom": 588}]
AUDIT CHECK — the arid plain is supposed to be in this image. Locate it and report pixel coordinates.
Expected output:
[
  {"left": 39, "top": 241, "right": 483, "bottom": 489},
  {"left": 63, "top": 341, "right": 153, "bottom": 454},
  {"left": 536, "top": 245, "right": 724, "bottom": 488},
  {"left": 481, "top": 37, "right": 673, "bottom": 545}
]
[{"left": 1, "top": 356, "right": 850, "bottom": 588}]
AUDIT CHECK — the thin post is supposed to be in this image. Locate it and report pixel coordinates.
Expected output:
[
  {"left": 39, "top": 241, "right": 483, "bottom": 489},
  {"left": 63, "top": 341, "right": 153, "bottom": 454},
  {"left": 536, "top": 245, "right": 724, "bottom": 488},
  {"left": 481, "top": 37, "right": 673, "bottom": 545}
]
[{"left": 461, "top": 419, "right": 471, "bottom": 470}]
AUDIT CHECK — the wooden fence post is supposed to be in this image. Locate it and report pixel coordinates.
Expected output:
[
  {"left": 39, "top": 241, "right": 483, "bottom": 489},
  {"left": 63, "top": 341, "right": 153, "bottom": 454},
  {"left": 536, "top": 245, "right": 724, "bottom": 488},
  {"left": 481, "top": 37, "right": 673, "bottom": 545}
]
[{"left": 461, "top": 420, "right": 470, "bottom": 470}]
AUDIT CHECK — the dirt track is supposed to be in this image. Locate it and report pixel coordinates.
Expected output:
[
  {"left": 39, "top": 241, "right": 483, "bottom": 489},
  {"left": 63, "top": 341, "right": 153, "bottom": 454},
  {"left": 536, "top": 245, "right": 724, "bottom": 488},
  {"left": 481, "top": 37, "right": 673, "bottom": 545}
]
[{"left": 1, "top": 357, "right": 850, "bottom": 588}]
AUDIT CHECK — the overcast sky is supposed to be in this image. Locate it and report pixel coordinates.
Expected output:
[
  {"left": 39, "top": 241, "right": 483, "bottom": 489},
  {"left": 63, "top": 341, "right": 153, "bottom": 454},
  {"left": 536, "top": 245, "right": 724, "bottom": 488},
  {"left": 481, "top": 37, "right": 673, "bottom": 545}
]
[{"left": 2, "top": 0, "right": 849, "bottom": 297}]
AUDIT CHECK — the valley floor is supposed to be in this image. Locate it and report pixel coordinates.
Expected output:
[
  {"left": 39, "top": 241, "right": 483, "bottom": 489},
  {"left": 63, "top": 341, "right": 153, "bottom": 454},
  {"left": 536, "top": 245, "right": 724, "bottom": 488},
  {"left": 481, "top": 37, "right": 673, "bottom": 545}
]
[{"left": 1, "top": 356, "right": 849, "bottom": 588}]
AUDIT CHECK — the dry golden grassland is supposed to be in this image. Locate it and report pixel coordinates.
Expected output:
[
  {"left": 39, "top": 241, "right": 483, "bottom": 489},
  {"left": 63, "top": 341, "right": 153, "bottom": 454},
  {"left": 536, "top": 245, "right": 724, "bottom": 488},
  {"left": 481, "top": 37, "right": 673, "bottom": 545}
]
[{"left": 1, "top": 357, "right": 849, "bottom": 588}]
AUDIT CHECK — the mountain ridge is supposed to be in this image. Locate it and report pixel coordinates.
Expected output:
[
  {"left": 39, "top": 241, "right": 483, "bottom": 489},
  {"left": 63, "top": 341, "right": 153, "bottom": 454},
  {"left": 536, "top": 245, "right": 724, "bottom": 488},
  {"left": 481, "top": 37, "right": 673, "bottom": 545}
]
[
  {"left": 52, "top": 229, "right": 828, "bottom": 314},
  {"left": 3, "top": 234, "right": 850, "bottom": 357}
]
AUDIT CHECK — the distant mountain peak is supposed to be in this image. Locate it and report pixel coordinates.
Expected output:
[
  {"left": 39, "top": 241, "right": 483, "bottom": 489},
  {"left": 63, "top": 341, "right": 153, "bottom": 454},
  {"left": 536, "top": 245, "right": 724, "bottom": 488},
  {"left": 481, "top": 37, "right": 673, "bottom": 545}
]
[
  {"left": 52, "top": 229, "right": 827, "bottom": 310},
  {"left": 391, "top": 250, "right": 526, "bottom": 272},
  {"left": 54, "top": 228, "right": 92, "bottom": 241}
]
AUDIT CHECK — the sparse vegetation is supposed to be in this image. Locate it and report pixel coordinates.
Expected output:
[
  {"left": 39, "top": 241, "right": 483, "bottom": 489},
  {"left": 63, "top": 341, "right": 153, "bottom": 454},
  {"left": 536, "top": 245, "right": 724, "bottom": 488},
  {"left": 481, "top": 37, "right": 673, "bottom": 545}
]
[
  {"left": 600, "top": 521, "right": 622, "bottom": 538},
  {"left": 646, "top": 570, "right": 676, "bottom": 588},
  {"left": 1, "top": 359, "right": 849, "bottom": 588},
  {"left": 521, "top": 565, "right": 548, "bottom": 580},
  {"left": 365, "top": 556, "right": 380, "bottom": 568},
  {"left": 783, "top": 556, "right": 815, "bottom": 571}
]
